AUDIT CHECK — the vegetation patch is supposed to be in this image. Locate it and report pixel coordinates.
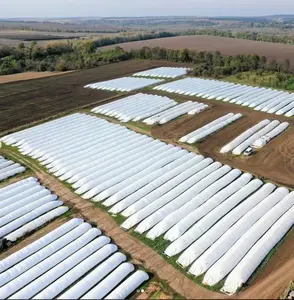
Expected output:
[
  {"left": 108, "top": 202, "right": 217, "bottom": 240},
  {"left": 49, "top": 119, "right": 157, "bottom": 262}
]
[{"left": 224, "top": 71, "right": 294, "bottom": 91}]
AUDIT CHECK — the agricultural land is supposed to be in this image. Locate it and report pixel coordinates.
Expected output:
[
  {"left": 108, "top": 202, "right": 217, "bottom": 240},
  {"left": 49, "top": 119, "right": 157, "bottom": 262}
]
[{"left": 1, "top": 14, "right": 294, "bottom": 300}]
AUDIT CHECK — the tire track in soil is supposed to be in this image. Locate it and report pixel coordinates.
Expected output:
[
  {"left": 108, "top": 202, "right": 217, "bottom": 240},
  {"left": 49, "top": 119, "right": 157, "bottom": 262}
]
[{"left": 278, "top": 138, "right": 294, "bottom": 175}]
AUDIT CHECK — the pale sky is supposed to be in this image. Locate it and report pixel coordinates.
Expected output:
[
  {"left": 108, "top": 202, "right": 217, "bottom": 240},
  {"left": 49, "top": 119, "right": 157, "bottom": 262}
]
[{"left": 0, "top": 0, "right": 293, "bottom": 18}]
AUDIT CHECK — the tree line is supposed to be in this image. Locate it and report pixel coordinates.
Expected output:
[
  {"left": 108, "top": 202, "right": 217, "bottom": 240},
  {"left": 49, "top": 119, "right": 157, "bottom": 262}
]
[
  {"left": 130, "top": 47, "right": 291, "bottom": 77},
  {"left": 0, "top": 41, "right": 291, "bottom": 83},
  {"left": 184, "top": 29, "right": 294, "bottom": 45}
]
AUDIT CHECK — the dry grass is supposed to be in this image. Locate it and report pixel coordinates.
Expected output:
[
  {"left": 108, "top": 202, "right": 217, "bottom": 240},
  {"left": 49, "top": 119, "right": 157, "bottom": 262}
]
[{"left": 0, "top": 71, "right": 73, "bottom": 85}]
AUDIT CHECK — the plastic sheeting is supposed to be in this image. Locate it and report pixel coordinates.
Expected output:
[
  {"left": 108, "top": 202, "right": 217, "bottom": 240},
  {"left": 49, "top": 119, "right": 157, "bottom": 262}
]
[
  {"left": 220, "top": 120, "right": 270, "bottom": 153},
  {"left": 251, "top": 122, "right": 289, "bottom": 149},
  {"left": 0, "top": 217, "right": 148, "bottom": 300},
  {"left": 91, "top": 93, "right": 177, "bottom": 123},
  {"left": 137, "top": 165, "right": 235, "bottom": 235},
  {"left": 147, "top": 173, "right": 252, "bottom": 240},
  {"left": 34, "top": 244, "right": 118, "bottom": 299},
  {"left": 121, "top": 158, "right": 216, "bottom": 230},
  {"left": 186, "top": 114, "right": 243, "bottom": 144},
  {"left": 81, "top": 262, "right": 135, "bottom": 299},
  {"left": 0, "top": 177, "right": 37, "bottom": 194},
  {"left": 0, "top": 180, "right": 39, "bottom": 201},
  {"left": 58, "top": 252, "right": 127, "bottom": 299},
  {"left": 76, "top": 142, "right": 172, "bottom": 197},
  {"left": 0, "top": 223, "right": 92, "bottom": 286},
  {"left": 105, "top": 270, "right": 149, "bottom": 299},
  {"left": 107, "top": 152, "right": 191, "bottom": 210},
  {"left": 67, "top": 136, "right": 155, "bottom": 184},
  {"left": 120, "top": 154, "right": 200, "bottom": 217},
  {"left": 5, "top": 206, "right": 69, "bottom": 242},
  {"left": 57, "top": 135, "right": 151, "bottom": 181},
  {"left": 0, "top": 184, "right": 44, "bottom": 211},
  {"left": 97, "top": 148, "right": 185, "bottom": 201},
  {"left": 160, "top": 168, "right": 241, "bottom": 240},
  {"left": 179, "top": 113, "right": 234, "bottom": 143},
  {"left": 0, "top": 188, "right": 52, "bottom": 217},
  {"left": 84, "top": 77, "right": 163, "bottom": 92},
  {"left": 0, "top": 228, "right": 101, "bottom": 298},
  {"left": 202, "top": 191, "right": 294, "bottom": 286},
  {"left": 187, "top": 186, "right": 286, "bottom": 274},
  {"left": 178, "top": 183, "right": 275, "bottom": 269},
  {"left": 12, "top": 236, "right": 111, "bottom": 299},
  {"left": 0, "top": 156, "right": 25, "bottom": 181},
  {"left": 222, "top": 205, "right": 294, "bottom": 295},
  {"left": 232, "top": 120, "right": 280, "bottom": 155},
  {"left": 0, "top": 201, "right": 64, "bottom": 238},
  {"left": 83, "top": 144, "right": 177, "bottom": 199},
  {"left": 133, "top": 67, "right": 189, "bottom": 78},
  {"left": 159, "top": 102, "right": 204, "bottom": 125},
  {"left": 152, "top": 78, "right": 294, "bottom": 116},
  {"left": 0, "top": 194, "right": 57, "bottom": 227},
  {"left": 0, "top": 218, "right": 84, "bottom": 273},
  {"left": 164, "top": 179, "right": 263, "bottom": 256},
  {"left": 121, "top": 155, "right": 206, "bottom": 217},
  {"left": 143, "top": 101, "right": 206, "bottom": 125}
]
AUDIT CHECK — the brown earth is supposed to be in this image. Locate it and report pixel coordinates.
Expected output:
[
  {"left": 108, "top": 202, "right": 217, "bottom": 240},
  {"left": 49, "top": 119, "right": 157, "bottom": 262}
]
[
  {"left": 102, "top": 35, "right": 294, "bottom": 66},
  {"left": 0, "top": 60, "right": 188, "bottom": 135},
  {"left": 150, "top": 92, "right": 294, "bottom": 189},
  {"left": 239, "top": 228, "right": 294, "bottom": 299},
  {"left": 0, "top": 71, "right": 73, "bottom": 85}
]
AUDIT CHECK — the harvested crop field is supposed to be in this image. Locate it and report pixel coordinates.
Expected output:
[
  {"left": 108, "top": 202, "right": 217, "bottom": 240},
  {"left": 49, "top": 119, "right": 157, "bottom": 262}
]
[
  {"left": 102, "top": 35, "right": 294, "bottom": 66},
  {"left": 0, "top": 71, "right": 73, "bottom": 85},
  {"left": 0, "top": 60, "right": 182, "bottom": 135},
  {"left": 150, "top": 92, "right": 294, "bottom": 189}
]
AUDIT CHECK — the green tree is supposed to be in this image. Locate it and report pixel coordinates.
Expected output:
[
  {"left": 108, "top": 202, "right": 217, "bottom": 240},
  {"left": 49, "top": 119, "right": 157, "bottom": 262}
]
[{"left": 179, "top": 48, "right": 191, "bottom": 62}]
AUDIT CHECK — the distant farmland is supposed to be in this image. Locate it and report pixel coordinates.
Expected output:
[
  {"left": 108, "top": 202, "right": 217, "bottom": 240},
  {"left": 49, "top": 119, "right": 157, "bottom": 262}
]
[{"left": 101, "top": 35, "right": 294, "bottom": 66}]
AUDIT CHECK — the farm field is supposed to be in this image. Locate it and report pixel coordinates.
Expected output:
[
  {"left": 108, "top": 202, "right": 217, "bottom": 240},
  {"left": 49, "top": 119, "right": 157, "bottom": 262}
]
[
  {"left": 2, "top": 111, "right": 294, "bottom": 299},
  {"left": 0, "top": 60, "right": 188, "bottom": 135},
  {"left": 0, "top": 29, "right": 110, "bottom": 46},
  {"left": 1, "top": 64, "right": 294, "bottom": 299},
  {"left": 0, "top": 71, "right": 73, "bottom": 85},
  {"left": 149, "top": 92, "right": 294, "bottom": 188},
  {"left": 101, "top": 35, "right": 294, "bottom": 66},
  {"left": 0, "top": 150, "right": 221, "bottom": 300}
]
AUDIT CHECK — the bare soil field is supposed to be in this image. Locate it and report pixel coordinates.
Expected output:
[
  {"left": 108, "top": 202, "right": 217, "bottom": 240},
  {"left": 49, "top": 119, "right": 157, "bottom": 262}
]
[
  {"left": 0, "top": 60, "right": 181, "bottom": 135},
  {"left": 0, "top": 71, "right": 73, "bottom": 85},
  {"left": 150, "top": 92, "right": 294, "bottom": 189},
  {"left": 102, "top": 35, "right": 294, "bottom": 66}
]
